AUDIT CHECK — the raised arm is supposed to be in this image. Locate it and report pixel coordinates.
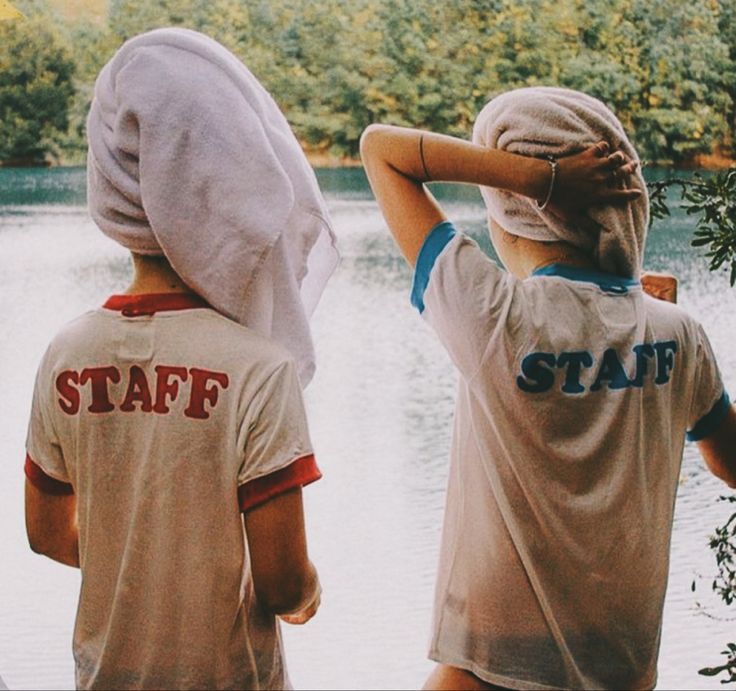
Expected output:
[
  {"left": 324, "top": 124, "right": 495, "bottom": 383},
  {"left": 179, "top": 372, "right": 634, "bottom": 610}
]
[
  {"left": 359, "top": 124, "right": 640, "bottom": 266},
  {"left": 698, "top": 405, "right": 736, "bottom": 488}
]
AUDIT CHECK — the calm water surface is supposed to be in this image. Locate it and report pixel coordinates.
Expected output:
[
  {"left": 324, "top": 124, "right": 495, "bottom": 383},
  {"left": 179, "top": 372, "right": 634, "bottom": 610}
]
[{"left": 0, "top": 167, "right": 734, "bottom": 690}]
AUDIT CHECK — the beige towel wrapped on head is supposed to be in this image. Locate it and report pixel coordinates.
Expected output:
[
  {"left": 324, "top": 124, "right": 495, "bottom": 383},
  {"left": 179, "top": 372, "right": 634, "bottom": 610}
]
[
  {"left": 472, "top": 87, "right": 648, "bottom": 278},
  {"left": 87, "top": 28, "right": 339, "bottom": 385}
]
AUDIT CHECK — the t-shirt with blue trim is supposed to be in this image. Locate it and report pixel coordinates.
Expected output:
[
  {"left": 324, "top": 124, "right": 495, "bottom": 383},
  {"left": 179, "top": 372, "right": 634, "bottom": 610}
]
[{"left": 412, "top": 220, "right": 730, "bottom": 691}]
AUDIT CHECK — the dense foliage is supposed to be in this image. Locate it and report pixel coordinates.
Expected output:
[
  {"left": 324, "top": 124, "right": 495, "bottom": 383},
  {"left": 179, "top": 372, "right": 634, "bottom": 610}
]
[
  {"left": 2, "top": 0, "right": 736, "bottom": 164},
  {"left": 0, "top": 10, "right": 75, "bottom": 163}
]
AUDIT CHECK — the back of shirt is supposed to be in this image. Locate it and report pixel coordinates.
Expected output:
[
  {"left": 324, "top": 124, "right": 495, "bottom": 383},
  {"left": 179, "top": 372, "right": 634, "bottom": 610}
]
[
  {"left": 414, "top": 223, "right": 729, "bottom": 690},
  {"left": 25, "top": 295, "right": 319, "bottom": 690}
]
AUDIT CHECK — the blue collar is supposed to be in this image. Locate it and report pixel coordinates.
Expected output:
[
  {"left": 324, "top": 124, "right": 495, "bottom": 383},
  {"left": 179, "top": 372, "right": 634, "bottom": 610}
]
[{"left": 531, "top": 263, "right": 640, "bottom": 294}]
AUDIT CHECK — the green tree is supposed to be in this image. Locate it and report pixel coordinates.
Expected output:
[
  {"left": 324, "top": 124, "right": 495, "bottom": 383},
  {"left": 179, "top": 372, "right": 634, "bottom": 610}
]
[
  {"left": 625, "top": 0, "right": 733, "bottom": 163},
  {"left": 650, "top": 168, "right": 736, "bottom": 682},
  {"left": 0, "top": 7, "right": 75, "bottom": 164},
  {"left": 716, "top": 0, "right": 736, "bottom": 157}
]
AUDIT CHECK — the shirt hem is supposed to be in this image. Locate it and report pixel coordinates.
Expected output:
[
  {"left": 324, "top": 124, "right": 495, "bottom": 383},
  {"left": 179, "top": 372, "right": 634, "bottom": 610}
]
[{"left": 428, "top": 649, "right": 657, "bottom": 691}]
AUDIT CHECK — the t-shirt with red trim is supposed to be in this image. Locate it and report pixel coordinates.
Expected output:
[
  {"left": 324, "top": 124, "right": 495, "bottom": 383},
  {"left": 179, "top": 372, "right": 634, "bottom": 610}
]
[{"left": 25, "top": 293, "right": 320, "bottom": 691}]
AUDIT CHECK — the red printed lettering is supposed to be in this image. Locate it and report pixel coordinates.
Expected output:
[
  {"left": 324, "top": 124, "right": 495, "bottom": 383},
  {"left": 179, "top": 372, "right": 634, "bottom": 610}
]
[
  {"left": 184, "top": 368, "right": 230, "bottom": 419},
  {"left": 153, "top": 366, "right": 189, "bottom": 414},
  {"left": 120, "top": 366, "right": 154, "bottom": 412},
  {"left": 79, "top": 367, "right": 121, "bottom": 413},
  {"left": 56, "top": 370, "right": 80, "bottom": 415},
  {"left": 50, "top": 364, "right": 229, "bottom": 417}
]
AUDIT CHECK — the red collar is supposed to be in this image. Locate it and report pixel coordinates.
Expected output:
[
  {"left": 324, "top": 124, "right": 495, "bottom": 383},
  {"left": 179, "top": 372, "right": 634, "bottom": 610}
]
[{"left": 103, "top": 293, "right": 211, "bottom": 317}]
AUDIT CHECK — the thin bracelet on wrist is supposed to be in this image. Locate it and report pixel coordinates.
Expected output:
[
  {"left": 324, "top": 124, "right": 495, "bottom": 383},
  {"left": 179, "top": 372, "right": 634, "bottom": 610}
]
[
  {"left": 419, "top": 134, "right": 431, "bottom": 182},
  {"left": 536, "top": 156, "right": 557, "bottom": 211}
]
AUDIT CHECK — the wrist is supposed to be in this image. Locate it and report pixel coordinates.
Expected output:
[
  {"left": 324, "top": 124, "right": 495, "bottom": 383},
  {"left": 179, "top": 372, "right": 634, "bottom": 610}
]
[{"left": 534, "top": 157, "right": 557, "bottom": 210}]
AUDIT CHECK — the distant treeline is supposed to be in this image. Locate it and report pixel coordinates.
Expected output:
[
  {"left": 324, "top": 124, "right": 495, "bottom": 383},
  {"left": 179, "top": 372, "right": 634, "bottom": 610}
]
[{"left": 1, "top": 0, "right": 735, "bottom": 165}]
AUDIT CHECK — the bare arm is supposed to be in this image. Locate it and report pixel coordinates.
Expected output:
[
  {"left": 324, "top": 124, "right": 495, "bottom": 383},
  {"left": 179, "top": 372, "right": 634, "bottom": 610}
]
[
  {"left": 631, "top": 275, "right": 736, "bottom": 489},
  {"left": 359, "top": 124, "right": 640, "bottom": 266},
  {"left": 698, "top": 405, "right": 736, "bottom": 488},
  {"left": 25, "top": 480, "right": 80, "bottom": 568},
  {"left": 243, "top": 486, "right": 320, "bottom": 624}
]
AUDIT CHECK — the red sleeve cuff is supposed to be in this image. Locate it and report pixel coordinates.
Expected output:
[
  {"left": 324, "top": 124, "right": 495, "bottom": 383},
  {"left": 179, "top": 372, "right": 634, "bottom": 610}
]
[
  {"left": 238, "top": 454, "right": 321, "bottom": 512},
  {"left": 24, "top": 454, "right": 74, "bottom": 495}
]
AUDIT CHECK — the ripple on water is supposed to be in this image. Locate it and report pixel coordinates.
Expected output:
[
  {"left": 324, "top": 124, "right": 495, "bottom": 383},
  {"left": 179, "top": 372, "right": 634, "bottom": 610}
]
[{"left": 1, "top": 176, "right": 734, "bottom": 690}]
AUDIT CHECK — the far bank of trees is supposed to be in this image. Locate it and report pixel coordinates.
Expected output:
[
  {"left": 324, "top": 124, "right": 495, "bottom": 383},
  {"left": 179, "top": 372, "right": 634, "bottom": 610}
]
[{"left": 1, "top": 0, "right": 735, "bottom": 165}]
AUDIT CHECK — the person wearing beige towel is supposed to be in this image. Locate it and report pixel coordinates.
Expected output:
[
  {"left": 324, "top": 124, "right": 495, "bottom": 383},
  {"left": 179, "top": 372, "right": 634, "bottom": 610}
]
[
  {"left": 23, "top": 28, "right": 337, "bottom": 690},
  {"left": 361, "top": 87, "right": 736, "bottom": 690}
]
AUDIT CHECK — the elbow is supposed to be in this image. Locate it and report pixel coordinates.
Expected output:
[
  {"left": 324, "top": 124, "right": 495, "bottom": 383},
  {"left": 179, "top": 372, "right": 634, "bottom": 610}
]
[
  {"left": 359, "top": 123, "right": 390, "bottom": 164},
  {"left": 710, "top": 463, "right": 736, "bottom": 489},
  {"left": 27, "top": 532, "right": 51, "bottom": 557},
  {"left": 722, "top": 472, "right": 736, "bottom": 490},
  {"left": 27, "top": 537, "right": 43, "bottom": 555},
  {"left": 255, "top": 567, "right": 317, "bottom": 615},
  {"left": 27, "top": 528, "right": 80, "bottom": 567}
]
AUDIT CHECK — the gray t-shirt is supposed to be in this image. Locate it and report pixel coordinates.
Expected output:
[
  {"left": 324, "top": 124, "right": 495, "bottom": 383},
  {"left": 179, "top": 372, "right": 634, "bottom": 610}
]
[{"left": 413, "top": 222, "right": 729, "bottom": 690}]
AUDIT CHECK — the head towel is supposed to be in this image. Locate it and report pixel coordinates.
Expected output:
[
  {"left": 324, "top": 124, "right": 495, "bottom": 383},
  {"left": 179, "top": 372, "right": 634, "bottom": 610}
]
[
  {"left": 472, "top": 87, "right": 648, "bottom": 278},
  {"left": 87, "top": 28, "right": 339, "bottom": 385}
]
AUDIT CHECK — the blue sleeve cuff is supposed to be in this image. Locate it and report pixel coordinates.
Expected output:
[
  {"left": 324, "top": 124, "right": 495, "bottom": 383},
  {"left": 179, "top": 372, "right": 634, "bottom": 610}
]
[
  {"left": 687, "top": 390, "right": 731, "bottom": 441},
  {"left": 410, "top": 221, "right": 457, "bottom": 314}
]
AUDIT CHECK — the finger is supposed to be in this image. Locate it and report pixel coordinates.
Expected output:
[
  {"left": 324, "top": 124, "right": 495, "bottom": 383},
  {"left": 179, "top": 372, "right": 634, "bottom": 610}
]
[
  {"left": 593, "top": 141, "right": 610, "bottom": 157},
  {"left": 280, "top": 612, "right": 307, "bottom": 625},
  {"left": 601, "top": 188, "right": 643, "bottom": 204},
  {"left": 605, "top": 152, "right": 626, "bottom": 169},
  {"left": 279, "top": 594, "right": 320, "bottom": 625},
  {"left": 608, "top": 159, "right": 639, "bottom": 183},
  {"left": 619, "top": 160, "right": 639, "bottom": 176}
]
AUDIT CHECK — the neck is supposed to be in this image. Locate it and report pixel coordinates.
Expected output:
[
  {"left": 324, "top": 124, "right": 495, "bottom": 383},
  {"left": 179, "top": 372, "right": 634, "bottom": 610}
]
[
  {"left": 529, "top": 249, "right": 597, "bottom": 275},
  {"left": 517, "top": 239, "right": 596, "bottom": 278},
  {"left": 126, "top": 253, "right": 193, "bottom": 295}
]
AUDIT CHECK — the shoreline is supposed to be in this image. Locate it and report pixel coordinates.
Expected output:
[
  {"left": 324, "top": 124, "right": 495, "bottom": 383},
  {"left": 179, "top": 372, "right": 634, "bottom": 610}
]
[{"left": 2, "top": 151, "right": 734, "bottom": 171}]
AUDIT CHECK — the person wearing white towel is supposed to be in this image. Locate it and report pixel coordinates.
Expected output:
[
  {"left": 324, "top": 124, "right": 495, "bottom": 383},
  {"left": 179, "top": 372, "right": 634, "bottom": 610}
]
[
  {"left": 24, "top": 28, "right": 337, "bottom": 690},
  {"left": 361, "top": 87, "right": 736, "bottom": 690}
]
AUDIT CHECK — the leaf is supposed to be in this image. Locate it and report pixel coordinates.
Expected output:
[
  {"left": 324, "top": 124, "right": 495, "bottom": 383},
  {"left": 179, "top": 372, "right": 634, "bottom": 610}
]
[{"left": 700, "top": 666, "right": 727, "bottom": 676}]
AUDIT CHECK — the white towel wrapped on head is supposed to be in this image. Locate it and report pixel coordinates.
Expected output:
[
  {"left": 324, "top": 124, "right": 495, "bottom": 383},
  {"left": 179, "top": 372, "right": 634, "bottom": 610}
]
[
  {"left": 87, "top": 27, "right": 339, "bottom": 385},
  {"left": 472, "top": 87, "right": 648, "bottom": 278}
]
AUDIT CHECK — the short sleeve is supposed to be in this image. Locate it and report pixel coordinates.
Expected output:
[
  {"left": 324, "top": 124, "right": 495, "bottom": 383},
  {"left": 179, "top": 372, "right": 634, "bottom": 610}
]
[
  {"left": 411, "top": 221, "right": 519, "bottom": 378},
  {"left": 25, "top": 352, "right": 72, "bottom": 488},
  {"left": 237, "top": 358, "right": 319, "bottom": 510},
  {"left": 686, "top": 323, "right": 730, "bottom": 441}
]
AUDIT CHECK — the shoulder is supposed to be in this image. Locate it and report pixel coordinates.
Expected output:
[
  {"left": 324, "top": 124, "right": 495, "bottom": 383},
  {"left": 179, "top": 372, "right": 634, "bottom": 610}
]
[
  {"left": 40, "top": 310, "right": 106, "bottom": 367},
  {"left": 184, "top": 309, "right": 295, "bottom": 369},
  {"left": 641, "top": 292, "right": 704, "bottom": 340},
  {"left": 167, "top": 309, "right": 301, "bottom": 393}
]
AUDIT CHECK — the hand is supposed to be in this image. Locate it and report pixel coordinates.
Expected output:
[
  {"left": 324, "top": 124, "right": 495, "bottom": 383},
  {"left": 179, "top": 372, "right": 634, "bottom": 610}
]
[
  {"left": 278, "top": 583, "right": 321, "bottom": 625},
  {"left": 641, "top": 271, "right": 678, "bottom": 303},
  {"left": 549, "top": 141, "right": 641, "bottom": 217}
]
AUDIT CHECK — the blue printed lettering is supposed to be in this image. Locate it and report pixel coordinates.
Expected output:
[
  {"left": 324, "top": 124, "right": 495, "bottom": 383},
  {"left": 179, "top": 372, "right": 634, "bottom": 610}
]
[
  {"left": 517, "top": 352, "right": 557, "bottom": 393},
  {"left": 653, "top": 340, "right": 678, "bottom": 384},
  {"left": 630, "top": 343, "right": 656, "bottom": 387},
  {"left": 557, "top": 351, "right": 594, "bottom": 394},
  {"left": 590, "top": 348, "right": 631, "bottom": 391},
  {"left": 515, "top": 340, "right": 679, "bottom": 394}
]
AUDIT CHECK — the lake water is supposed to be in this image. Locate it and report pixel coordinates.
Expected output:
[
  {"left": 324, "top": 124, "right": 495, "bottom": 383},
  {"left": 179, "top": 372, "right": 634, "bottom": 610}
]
[{"left": 0, "top": 166, "right": 734, "bottom": 690}]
